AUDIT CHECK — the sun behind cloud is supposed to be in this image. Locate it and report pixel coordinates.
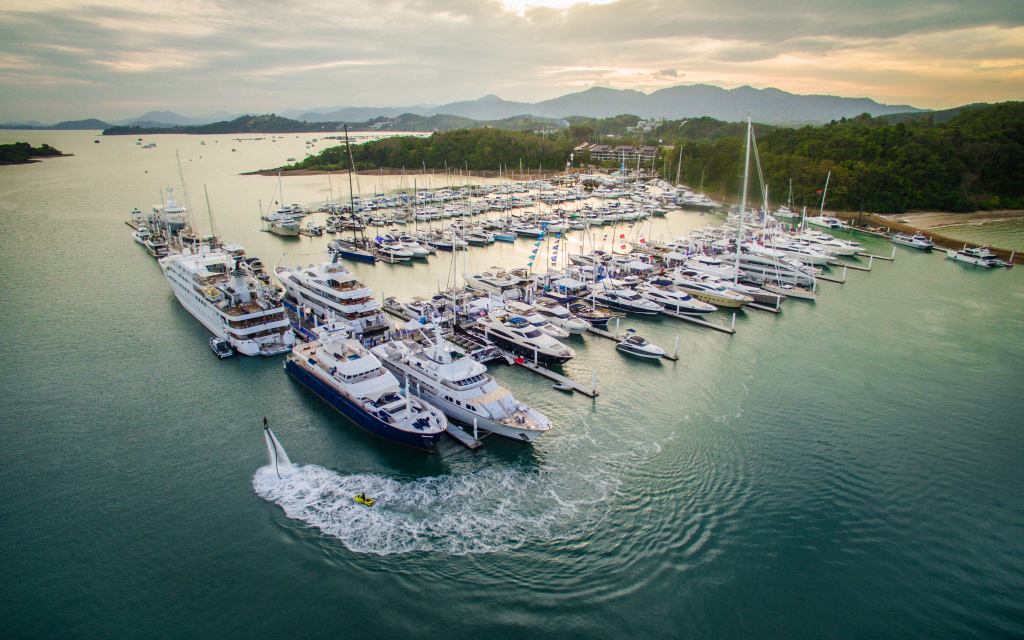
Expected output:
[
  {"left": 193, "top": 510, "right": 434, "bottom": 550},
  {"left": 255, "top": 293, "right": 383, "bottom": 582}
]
[{"left": 501, "top": 0, "right": 618, "bottom": 13}]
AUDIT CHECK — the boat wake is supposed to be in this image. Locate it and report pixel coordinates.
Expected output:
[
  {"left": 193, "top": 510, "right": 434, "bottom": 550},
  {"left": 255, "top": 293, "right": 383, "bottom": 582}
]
[{"left": 253, "top": 462, "right": 615, "bottom": 555}]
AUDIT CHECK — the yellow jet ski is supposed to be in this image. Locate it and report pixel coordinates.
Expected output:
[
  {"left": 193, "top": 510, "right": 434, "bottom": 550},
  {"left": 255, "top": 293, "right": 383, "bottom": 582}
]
[{"left": 354, "top": 494, "right": 376, "bottom": 507}]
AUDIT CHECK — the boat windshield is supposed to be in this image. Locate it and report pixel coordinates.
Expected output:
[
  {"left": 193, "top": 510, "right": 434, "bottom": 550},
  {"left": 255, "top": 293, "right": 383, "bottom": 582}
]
[{"left": 521, "top": 329, "right": 542, "bottom": 339}]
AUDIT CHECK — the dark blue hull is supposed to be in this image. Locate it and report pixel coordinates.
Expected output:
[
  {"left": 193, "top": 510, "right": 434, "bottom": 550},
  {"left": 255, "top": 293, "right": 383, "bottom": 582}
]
[{"left": 285, "top": 359, "right": 440, "bottom": 453}]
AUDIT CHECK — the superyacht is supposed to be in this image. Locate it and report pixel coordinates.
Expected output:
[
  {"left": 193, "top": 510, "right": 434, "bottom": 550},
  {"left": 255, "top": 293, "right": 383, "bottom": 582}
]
[{"left": 159, "top": 247, "right": 294, "bottom": 356}]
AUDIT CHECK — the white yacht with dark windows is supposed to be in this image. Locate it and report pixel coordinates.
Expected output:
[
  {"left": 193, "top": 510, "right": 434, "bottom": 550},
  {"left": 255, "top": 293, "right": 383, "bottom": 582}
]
[
  {"left": 463, "top": 267, "right": 532, "bottom": 300},
  {"left": 371, "top": 332, "right": 552, "bottom": 443},
  {"left": 589, "top": 283, "right": 664, "bottom": 315},
  {"left": 286, "top": 333, "right": 447, "bottom": 452},
  {"left": 469, "top": 313, "right": 575, "bottom": 366},
  {"left": 274, "top": 253, "right": 390, "bottom": 336},
  {"left": 159, "top": 247, "right": 294, "bottom": 356},
  {"left": 637, "top": 280, "right": 718, "bottom": 315}
]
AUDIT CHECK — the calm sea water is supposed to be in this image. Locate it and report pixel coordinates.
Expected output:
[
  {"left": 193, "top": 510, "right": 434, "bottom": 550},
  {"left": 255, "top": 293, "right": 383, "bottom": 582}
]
[{"left": 2, "top": 131, "right": 1023, "bottom": 639}]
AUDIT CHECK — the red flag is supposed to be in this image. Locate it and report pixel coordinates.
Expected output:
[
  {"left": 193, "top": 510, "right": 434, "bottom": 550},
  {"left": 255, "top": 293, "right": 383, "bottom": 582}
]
[
  {"left": 620, "top": 244, "right": 626, "bottom": 250},
  {"left": 816, "top": 190, "right": 822, "bottom": 194},
  {"left": 619, "top": 233, "right": 625, "bottom": 239},
  {"left": 639, "top": 237, "right": 646, "bottom": 243}
]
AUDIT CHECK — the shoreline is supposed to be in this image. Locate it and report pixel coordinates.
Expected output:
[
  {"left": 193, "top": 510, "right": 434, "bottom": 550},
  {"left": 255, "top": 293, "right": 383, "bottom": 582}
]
[
  {"left": 243, "top": 167, "right": 576, "bottom": 179},
  {"left": 876, "top": 210, "right": 1024, "bottom": 230}
]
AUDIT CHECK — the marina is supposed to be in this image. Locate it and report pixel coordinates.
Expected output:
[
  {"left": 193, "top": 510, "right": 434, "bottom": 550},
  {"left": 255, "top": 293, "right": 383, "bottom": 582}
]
[{"left": 2, "top": 130, "right": 1022, "bottom": 640}]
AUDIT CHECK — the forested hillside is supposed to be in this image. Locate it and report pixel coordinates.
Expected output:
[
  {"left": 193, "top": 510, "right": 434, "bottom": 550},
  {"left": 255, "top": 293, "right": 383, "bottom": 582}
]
[
  {"left": 287, "top": 128, "right": 574, "bottom": 172},
  {"left": 659, "top": 103, "right": 1024, "bottom": 212}
]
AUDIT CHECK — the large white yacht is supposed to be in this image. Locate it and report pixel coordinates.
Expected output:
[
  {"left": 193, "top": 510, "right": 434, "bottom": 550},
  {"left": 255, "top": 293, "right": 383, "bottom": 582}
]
[
  {"left": 463, "top": 267, "right": 532, "bottom": 300},
  {"left": 286, "top": 334, "right": 447, "bottom": 452},
  {"left": 469, "top": 313, "right": 576, "bottom": 366},
  {"left": 588, "top": 283, "right": 664, "bottom": 315},
  {"left": 666, "top": 271, "right": 753, "bottom": 308},
  {"left": 159, "top": 247, "right": 295, "bottom": 356},
  {"left": 531, "top": 297, "right": 592, "bottom": 334},
  {"left": 275, "top": 254, "right": 390, "bottom": 336},
  {"left": 945, "top": 245, "right": 1012, "bottom": 268},
  {"left": 637, "top": 280, "right": 717, "bottom": 315},
  {"left": 504, "top": 301, "right": 571, "bottom": 339},
  {"left": 371, "top": 333, "right": 552, "bottom": 443}
]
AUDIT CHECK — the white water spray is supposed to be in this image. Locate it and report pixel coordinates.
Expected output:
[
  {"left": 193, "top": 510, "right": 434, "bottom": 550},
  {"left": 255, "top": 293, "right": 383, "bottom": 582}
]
[{"left": 263, "top": 426, "right": 293, "bottom": 478}]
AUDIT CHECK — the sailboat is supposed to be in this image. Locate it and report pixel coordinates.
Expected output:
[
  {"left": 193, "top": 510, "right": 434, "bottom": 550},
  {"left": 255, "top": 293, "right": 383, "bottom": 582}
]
[{"left": 329, "top": 125, "right": 377, "bottom": 263}]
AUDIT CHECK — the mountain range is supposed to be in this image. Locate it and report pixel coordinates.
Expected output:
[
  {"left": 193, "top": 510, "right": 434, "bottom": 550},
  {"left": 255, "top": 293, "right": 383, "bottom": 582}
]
[
  {"left": 281, "top": 85, "right": 923, "bottom": 125},
  {"left": 3, "top": 84, "right": 925, "bottom": 129}
]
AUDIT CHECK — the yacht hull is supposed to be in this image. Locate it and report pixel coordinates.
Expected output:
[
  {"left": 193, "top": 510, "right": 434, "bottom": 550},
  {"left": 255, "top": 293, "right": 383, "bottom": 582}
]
[{"left": 285, "top": 359, "right": 441, "bottom": 452}]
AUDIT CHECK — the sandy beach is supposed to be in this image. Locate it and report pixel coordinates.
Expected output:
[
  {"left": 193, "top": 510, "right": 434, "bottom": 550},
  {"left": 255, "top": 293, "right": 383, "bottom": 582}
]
[{"left": 877, "top": 210, "right": 1024, "bottom": 229}]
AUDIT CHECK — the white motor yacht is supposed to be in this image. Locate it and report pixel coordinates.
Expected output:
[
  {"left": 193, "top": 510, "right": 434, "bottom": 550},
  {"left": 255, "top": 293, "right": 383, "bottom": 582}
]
[
  {"left": 616, "top": 333, "right": 667, "bottom": 359},
  {"left": 159, "top": 247, "right": 294, "bottom": 356},
  {"left": 470, "top": 313, "right": 575, "bottom": 366},
  {"left": 890, "top": 233, "right": 935, "bottom": 250},
  {"left": 275, "top": 253, "right": 390, "bottom": 335},
  {"left": 637, "top": 280, "right": 717, "bottom": 315},
  {"left": 531, "top": 297, "right": 592, "bottom": 334},
  {"left": 464, "top": 268, "right": 532, "bottom": 300},
  {"left": 371, "top": 333, "right": 552, "bottom": 443},
  {"left": 504, "top": 301, "right": 571, "bottom": 338},
  {"left": 793, "top": 230, "right": 861, "bottom": 256},
  {"left": 945, "top": 245, "right": 1011, "bottom": 268},
  {"left": 589, "top": 284, "right": 664, "bottom": 315},
  {"left": 667, "top": 271, "right": 753, "bottom": 308},
  {"left": 804, "top": 215, "right": 844, "bottom": 229}
]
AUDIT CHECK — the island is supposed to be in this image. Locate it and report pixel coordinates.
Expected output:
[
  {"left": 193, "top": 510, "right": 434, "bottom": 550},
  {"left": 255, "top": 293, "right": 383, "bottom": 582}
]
[{"left": 0, "top": 142, "right": 67, "bottom": 165}]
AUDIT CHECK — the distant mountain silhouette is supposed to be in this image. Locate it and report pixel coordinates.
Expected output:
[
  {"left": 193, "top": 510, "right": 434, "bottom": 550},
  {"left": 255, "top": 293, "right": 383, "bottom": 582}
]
[
  {"left": 288, "top": 84, "right": 924, "bottom": 125},
  {"left": 118, "top": 110, "right": 238, "bottom": 127}
]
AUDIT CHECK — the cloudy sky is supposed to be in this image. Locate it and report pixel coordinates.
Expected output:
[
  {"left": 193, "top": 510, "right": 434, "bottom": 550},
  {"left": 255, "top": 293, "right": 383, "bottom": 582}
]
[{"left": 1, "top": 0, "right": 1022, "bottom": 122}]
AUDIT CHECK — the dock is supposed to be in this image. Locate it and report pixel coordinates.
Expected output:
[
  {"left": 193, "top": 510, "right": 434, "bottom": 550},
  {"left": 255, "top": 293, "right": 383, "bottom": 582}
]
[
  {"left": 661, "top": 310, "right": 736, "bottom": 334},
  {"left": 816, "top": 272, "right": 846, "bottom": 284},
  {"left": 445, "top": 424, "right": 482, "bottom": 450},
  {"left": 747, "top": 302, "right": 782, "bottom": 313},
  {"left": 857, "top": 249, "right": 896, "bottom": 262},
  {"left": 382, "top": 306, "right": 412, "bottom": 321},
  {"left": 831, "top": 259, "right": 871, "bottom": 272},
  {"left": 510, "top": 357, "right": 599, "bottom": 397}
]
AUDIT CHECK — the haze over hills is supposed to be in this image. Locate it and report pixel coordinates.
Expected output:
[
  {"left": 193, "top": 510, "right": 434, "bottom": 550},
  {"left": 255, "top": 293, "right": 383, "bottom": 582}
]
[
  {"left": 285, "top": 85, "right": 924, "bottom": 125},
  {"left": 4, "top": 84, "right": 926, "bottom": 129}
]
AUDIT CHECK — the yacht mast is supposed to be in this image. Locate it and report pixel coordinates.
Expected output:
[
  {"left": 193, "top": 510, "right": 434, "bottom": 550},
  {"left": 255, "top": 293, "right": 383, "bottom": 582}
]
[
  {"left": 343, "top": 125, "right": 357, "bottom": 244},
  {"left": 734, "top": 116, "right": 752, "bottom": 284},
  {"left": 820, "top": 170, "right": 831, "bottom": 213}
]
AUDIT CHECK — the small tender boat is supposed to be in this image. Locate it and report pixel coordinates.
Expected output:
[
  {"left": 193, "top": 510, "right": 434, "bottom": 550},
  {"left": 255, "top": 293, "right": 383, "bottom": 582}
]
[
  {"left": 552, "top": 382, "right": 574, "bottom": 392},
  {"left": 616, "top": 333, "right": 667, "bottom": 359},
  {"left": 210, "top": 337, "right": 234, "bottom": 358},
  {"left": 354, "top": 494, "right": 376, "bottom": 507}
]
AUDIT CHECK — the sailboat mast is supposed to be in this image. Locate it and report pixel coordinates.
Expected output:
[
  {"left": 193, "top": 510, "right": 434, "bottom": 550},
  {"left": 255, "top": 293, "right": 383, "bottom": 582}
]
[
  {"left": 343, "top": 125, "right": 357, "bottom": 243},
  {"left": 735, "top": 116, "right": 752, "bottom": 284},
  {"left": 820, "top": 170, "right": 831, "bottom": 213},
  {"left": 204, "top": 185, "right": 217, "bottom": 244}
]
